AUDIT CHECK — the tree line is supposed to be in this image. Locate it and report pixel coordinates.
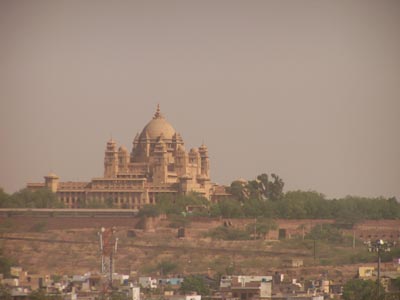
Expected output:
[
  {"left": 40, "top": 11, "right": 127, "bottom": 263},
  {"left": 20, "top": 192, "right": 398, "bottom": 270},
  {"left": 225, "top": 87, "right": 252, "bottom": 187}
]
[
  {"left": 214, "top": 190, "right": 399, "bottom": 222},
  {"left": 138, "top": 173, "right": 399, "bottom": 222},
  {"left": 0, "top": 188, "right": 64, "bottom": 208},
  {"left": 0, "top": 188, "right": 117, "bottom": 209},
  {"left": 1, "top": 172, "right": 398, "bottom": 221}
]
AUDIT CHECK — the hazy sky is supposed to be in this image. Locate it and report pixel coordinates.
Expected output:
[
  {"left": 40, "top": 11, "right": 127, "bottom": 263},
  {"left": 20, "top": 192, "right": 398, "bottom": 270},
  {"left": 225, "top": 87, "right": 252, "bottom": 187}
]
[{"left": 0, "top": 1, "right": 399, "bottom": 199}]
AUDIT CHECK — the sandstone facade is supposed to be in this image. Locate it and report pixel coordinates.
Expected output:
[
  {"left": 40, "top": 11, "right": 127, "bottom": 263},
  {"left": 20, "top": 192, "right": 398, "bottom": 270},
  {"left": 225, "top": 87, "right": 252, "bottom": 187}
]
[{"left": 27, "top": 105, "right": 227, "bottom": 208}]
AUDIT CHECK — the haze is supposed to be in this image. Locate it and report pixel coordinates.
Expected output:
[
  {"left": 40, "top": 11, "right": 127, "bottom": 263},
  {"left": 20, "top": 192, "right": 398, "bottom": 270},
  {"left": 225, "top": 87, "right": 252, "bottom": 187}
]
[{"left": 0, "top": 0, "right": 399, "bottom": 199}]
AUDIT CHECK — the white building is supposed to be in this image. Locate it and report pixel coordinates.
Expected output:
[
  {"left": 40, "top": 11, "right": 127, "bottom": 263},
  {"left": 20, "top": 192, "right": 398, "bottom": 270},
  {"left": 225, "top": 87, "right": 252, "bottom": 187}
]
[
  {"left": 169, "top": 295, "right": 201, "bottom": 300},
  {"left": 139, "top": 277, "right": 157, "bottom": 289}
]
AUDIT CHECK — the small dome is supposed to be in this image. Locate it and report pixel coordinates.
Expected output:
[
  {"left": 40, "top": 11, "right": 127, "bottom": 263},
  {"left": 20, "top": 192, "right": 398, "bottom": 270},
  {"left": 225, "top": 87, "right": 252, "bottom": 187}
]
[
  {"left": 45, "top": 172, "right": 59, "bottom": 179},
  {"left": 199, "top": 144, "right": 208, "bottom": 151},
  {"left": 236, "top": 178, "right": 248, "bottom": 184},
  {"left": 118, "top": 146, "right": 128, "bottom": 153}
]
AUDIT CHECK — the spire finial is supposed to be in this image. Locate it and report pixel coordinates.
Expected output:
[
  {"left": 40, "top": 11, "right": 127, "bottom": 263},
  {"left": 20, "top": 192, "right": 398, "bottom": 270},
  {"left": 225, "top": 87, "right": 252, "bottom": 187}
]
[{"left": 153, "top": 104, "right": 163, "bottom": 119}]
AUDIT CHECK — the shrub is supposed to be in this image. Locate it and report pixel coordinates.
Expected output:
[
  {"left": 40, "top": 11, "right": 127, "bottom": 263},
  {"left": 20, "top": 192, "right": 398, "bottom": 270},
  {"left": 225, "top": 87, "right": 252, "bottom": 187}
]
[
  {"left": 168, "top": 214, "right": 191, "bottom": 228},
  {"left": 158, "top": 260, "right": 178, "bottom": 275},
  {"left": 305, "top": 224, "right": 344, "bottom": 243},
  {"left": 181, "top": 275, "right": 210, "bottom": 295},
  {"left": 206, "top": 226, "right": 251, "bottom": 240},
  {"left": 137, "top": 204, "right": 160, "bottom": 217}
]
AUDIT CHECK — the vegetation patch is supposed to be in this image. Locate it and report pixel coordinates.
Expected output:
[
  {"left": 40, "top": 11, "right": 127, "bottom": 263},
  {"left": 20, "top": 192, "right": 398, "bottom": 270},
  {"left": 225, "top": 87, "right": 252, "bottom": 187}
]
[
  {"left": 168, "top": 214, "right": 191, "bottom": 228},
  {"left": 0, "top": 188, "right": 64, "bottom": 208},
  {"left": 180, "top": 275, "right": 210, "bottom": 296},
  {"left": 0, "top": 248, "right": 15, "bottom": 277},
  {"left": 134, "top": 172, "right": 399, "bottom": 223},
  {"left": 205, "top": 226, "right": 251, "bottom": 240}
]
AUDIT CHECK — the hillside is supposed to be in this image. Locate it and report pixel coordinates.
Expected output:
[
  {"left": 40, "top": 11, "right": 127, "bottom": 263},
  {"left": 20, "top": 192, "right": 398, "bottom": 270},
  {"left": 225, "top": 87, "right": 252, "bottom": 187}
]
[{"left": 1, "top": 215, "right": 399, "bottom": 283}]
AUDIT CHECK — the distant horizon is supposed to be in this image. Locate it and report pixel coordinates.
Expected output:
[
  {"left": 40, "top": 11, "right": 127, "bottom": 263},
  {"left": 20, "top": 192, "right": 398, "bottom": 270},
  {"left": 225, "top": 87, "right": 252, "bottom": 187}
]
[{"left": 1, "top": 1, "right": 399, "bottom": 199}]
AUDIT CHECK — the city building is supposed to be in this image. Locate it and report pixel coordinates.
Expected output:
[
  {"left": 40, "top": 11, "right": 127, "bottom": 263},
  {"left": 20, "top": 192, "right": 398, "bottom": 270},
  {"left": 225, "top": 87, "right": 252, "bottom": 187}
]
[
  {"left": 229, "top": 276, "right": 272, "bottom": 300},
  {"left": 27, "top": 105, "right": 227, "bottom": 208}
]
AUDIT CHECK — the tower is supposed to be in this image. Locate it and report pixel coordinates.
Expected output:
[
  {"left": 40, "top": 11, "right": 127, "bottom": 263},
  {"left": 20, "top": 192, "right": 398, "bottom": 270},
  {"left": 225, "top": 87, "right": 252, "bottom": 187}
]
[
  {"left": 152, "top": 137, "right": 168, "bottom": 184},
  {"left": 118, "top": 146, "right": 129, "bottom": 173},
  {"left": 172, "top": 132, "right": 184, "bottom": 152},
  {"left": 44, "top": 173, "right": 59, "bottom": 192},
  {"left": 199, "top": 144, "right": 210, "bottom": 178},
  {"left": 175, "top": 144, "right": 187, "bottom": 177},
  {"left": 188, "top": 148, "right": 201, "bottom": 178},
  {"left": 98, "top": 227, "right": 118, "bottom": 291},
  {"left": 104, "top": 139, "right": 118, "bottom": 178}
]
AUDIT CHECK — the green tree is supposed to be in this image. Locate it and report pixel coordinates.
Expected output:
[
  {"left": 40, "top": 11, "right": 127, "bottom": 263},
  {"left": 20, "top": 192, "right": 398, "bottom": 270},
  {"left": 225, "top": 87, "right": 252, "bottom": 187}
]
[
  {"left": 276, "top": 197, "right": 307, "bottom": 219},
  {"left": 0, "top": 284, "right": 12, "bottom": 300},
  {"left": 285, "top": 191, "right": 326, "bottom": 214},
  {"left": 137, "top": 204, "right": 160, "bottom": 217},
  {"left": 158, "top": 260, "right": 178, "bottom": 275},
  {"left": 0, "top": 188, "right": 10, "bottom": 208},
  {"left": 390, "top": 276, "right": 400, "bottom": 291},
  {"left": 342, "top": 279, "right": 380, "bottom": 300},
  {"left": 0, "top": 249, "right": 15, "bottom": 277},
  {"left": 306, "top": 224, "right": 344, "bottom": 243},
  {"left": 247, "top": 180, "right": 261, "bottom": 200},
  {"left": 242, "top": 198, "right": 266, "bottom": 217},
  {"left": 209, "top": 199, "right": 243, "bottom": 218},
  {"left": 267, "top": 173, "right": 284, "bottom": 201},
  {"left": 155, "top": 193, "right": 209, "bottom": 215},
  {"left": 168, "top": 214, "right": 191, "bottom": 228},
  {"left": 256, "top": 173, "right": 269, "bottom": 199},
  {"left": 229, "top": 181, "right": 247, "bottom": 202},
  {"left": 246, "top": 218, "right": 277, "bottom": 239},
  {"left": 229, "top": 173, "right": 284, "bottom": 202},
  {"left": 330, "top": 196, "right": 400, "bottom": 224},
  {"left": 206, "top": 226, "right": 250, "bottom": 240},
  {"left": 7, "top": 188, "right": 64, "bottom": 208},
  {"left": 180, "top": 275, "right": 210, "bottom": 295}
]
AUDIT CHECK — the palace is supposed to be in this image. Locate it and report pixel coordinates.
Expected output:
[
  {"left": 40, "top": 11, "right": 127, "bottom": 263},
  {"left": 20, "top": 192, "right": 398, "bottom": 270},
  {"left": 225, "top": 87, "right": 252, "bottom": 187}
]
[{"left": 27, "top": 105, "right": 227, "bottom": 209}]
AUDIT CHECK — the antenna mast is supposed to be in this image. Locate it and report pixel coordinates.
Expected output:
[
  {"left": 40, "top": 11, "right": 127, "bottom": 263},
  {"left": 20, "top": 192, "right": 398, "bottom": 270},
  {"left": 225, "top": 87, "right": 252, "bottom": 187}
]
[{"left": 98, "top": 227, "right": 118, "bottom": 293}]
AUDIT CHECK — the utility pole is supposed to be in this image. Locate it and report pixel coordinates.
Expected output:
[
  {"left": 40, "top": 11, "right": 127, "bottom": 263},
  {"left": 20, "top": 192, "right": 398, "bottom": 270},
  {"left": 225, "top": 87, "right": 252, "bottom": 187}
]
[
  {"left": 313, "top": 239, "right": 316, "bottom": 264},
  {"left": 365, "top": 239, "right": 394, "bottom": 297},
  {"left": 254, "top": 218, "right": 257, "bottom": 240}
]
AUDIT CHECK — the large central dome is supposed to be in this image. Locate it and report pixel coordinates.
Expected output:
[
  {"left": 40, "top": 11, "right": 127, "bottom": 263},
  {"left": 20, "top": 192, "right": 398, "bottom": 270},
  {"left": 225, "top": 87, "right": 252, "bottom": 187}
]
[{"left": 139, "top": 105, "right": 176, "bottom": 140}]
